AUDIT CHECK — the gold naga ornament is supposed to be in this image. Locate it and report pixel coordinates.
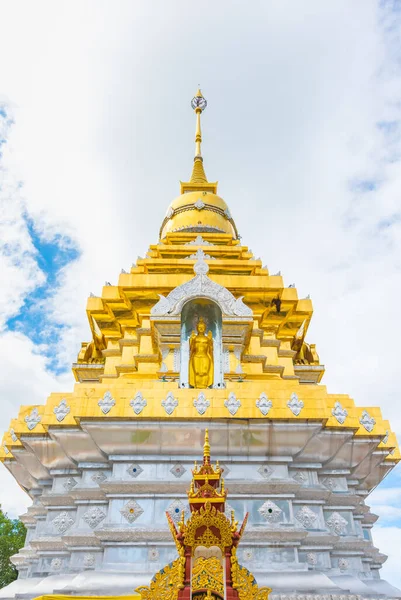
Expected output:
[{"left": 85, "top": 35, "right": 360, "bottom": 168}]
[
  {"left": 136, "top": 430, "right": 270, "bottom": 600},
  {"left": 189, "top": 317, "right": 214, "bottom": 389}
]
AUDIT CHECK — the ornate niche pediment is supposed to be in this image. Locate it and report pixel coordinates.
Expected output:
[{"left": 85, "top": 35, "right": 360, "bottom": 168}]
[
  {"left": 151, "top": 249, "right": 253, "bottom": 318},
  {"left": 150, "top": 251, "right": 254, "bottom": 375}
]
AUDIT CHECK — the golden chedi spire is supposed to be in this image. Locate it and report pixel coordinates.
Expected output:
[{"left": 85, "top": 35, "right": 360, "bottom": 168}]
[
  {"left": 190, "top": 88, "right": 208, "bottom": 185},
  {"left": 179, "top": 88, "right": 218, "bottom": 195},
  {"left": 160, "top": 88, "right": 239, "bottom": 239}
]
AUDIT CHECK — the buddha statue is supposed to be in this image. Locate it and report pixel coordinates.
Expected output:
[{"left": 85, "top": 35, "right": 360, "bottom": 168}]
[{"left": 189, "top": 317, "right": 214, "bottom": 388}]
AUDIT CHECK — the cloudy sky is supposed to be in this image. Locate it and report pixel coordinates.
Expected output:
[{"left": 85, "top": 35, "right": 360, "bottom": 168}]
[{"left": 0, "top": 0, "right": 401, "bottom": 587}]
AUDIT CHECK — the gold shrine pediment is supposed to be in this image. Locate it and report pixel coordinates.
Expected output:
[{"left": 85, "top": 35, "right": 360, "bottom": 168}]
[{"left": 150, "top": 249, "right": 252, "bottom": 319}]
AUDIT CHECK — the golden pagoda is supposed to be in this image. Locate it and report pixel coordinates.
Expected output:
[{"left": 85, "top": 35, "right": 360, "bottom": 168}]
[{"left": 0, "top": 90, "right": 400, "bottom": 600}]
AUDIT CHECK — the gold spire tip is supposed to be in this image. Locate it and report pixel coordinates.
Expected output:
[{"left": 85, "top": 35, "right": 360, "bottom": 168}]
[{"left": 203, "top": 428, "right": 211, "bottom": 463}]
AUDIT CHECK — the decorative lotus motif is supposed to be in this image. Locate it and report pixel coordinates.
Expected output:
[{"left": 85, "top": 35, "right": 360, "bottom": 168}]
[
  {"left": 170, "top": 463, "right": 186, "bottom": 478},
  {"left": 162, "top": 391, "right": 178, "bottom": 415},
  {"left": 83, "top": 554, "right": 95, "bottom": 568},
  {"left": 257, "top": 464, "right": 272, "bottom": 479},
  {"left": 359, "top": 410, "right": 376, "bottom": 433},
  {"left": 63, "top": 477, "right": 78, "bottom": 492},
  {"left": 120, "top": 499, "right": 144, "bottom": 523},
  {"left": 24, "top": 407, "right": 41, "bottom": 431},
  {"left": 338, "top": 557, "right": 349, "bottom": 571},
  {"left": 194, "top": 198, "right": 205, "bottom": 210},
  {"left": 295, "top": 506, "right": 317, "bottom": 529},
  {"left": 256, "top": 392, "right": 273, "bottom": 416},
  {"left": 193, "top": 392, "right": 210, "bottom": 415},
  {"left": 167, "top": 499, "right": 189, "bottom": 524},
  {"left": 331, "top": 401, "right": 348, "bottom": 424},
  {"left": 91, "top": 471, "right": 107, "bottom": 484},
  {"left": 326, "top": 511, "right": 348, "bottom": 535},
  {"left": 127, "top": 464, "right": 143, "bottom": 478},
  {"left": 51, "top": 558, "right": 62, "bottom": 571},
  {"left": 52, "top": 511, "right": 74, "bottom": 533},
  {"left": 224, "top": 392, "right": 241, "bottom": 416},
  {"left": 83, "top": 506, "right": 106, "bottom": 529},
  {"left": 130, "top": 391, "right": 147, "bottom": 415},
  {"left": 287, "top": 393, "right": 304, "bottom": 416},
  {"left": 53, "top": 398, "right": 70, "bottom": 422},
  {"left": 258, "top": 500, "right": 282, "bottom": 523},
  {"left": 98, "top": 391, "right": 115, "bottom": 415},
  {"left": 293, "top": 471, "right": 307, "bottom": 485}
]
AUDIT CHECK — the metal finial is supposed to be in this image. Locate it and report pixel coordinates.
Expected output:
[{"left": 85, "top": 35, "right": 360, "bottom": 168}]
[{"left": 191, "top": 88, "right": 207, "bottom": 112}]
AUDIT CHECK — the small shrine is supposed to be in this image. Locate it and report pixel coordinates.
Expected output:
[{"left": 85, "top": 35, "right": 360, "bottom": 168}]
[{"left": 136, "top": 430, "right": 270, "bottom": 600}]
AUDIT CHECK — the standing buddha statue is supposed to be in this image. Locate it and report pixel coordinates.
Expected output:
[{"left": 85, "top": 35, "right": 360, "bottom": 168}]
[{"left": 189, "top": 317, "right": 214, "bottom": 388}]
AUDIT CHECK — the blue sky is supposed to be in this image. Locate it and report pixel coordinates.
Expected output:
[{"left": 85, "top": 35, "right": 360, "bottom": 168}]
[
  {"left": 5, "top": 214, "right": 80, "bottom": 373},
  {"left": 0, "top": 0, "right": 400, "bottom": 587}
]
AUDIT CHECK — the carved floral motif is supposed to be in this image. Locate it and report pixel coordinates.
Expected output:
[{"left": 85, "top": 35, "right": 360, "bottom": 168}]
[
  {"left": 256, "top": 392, "right": 273, "bottom": 416},
  {"left": 170, "top": 463, "right": 186, "bottom": 478},
  {"left": 321, "top": 477, "right": 335, "bottom": 491},
  {"left": 130, "top": 391, "right": 147, "bottom": 415},
  {"left": 120, "top": 499, "right": 144, "bottom": 523},
  {"left": 91, "top": 471, "right": 107, "bottom": 484},
  {"left": 326, "top": 511, "right": 348, "bottom": 535},
  {"left": 52, "top": 511, "right": 74, "bottom": 533},
  {"left": 83, "top": 553, "right": 95, "bottom": 568},
  {"left": 258, "top": 500, "right": 282, "bottom": 523},
  {"left": 83, "top": 506, "right": 106, "bottom": 529},
  {"left": 331, "top": 401, "right": 348, "bottom": 424},
  {"left": 193, "top": 392, "right": 210, "bottom": 415},
  {"left": 295, "top": 506, "right": 318, "bottom": 529},
  {"left": 225, "top": 392, "right": 241, "bottom": 415},
  {"left": 98, "top": 391, "right": 115, "bottom": 415},
  {"left": 162, "top": 392, "right": 178, "bottom": 415},
  {"left": 293, "top": 471, "right": 307, "bottom": 485},
  {"left": 194, "top": 198, "right": 205, "bottom": 210},
  {"left": 287, "top": 393, "right": 304, "bottom": 416},
  {"left": 127, "top": 464, "right": 143, "bottom": 478},
  {"left": 167, "top": 499, "right": 189, "bottom": 524},
  {"left": 24, "top": 408, "right": 41, "bottom": 431},
  {"left": 63, "top": 477, "right": 78, "bottom": 492},
  {"left": 51, "top": 558, "right": 62, "bottom": 571},
  {"left": 257, "top": 464, "right": 272, "bottom": 479},
  {"left": 53, "top": 399, "right": 70, "bottom": 422},
  {"left": 338, "top": 557, "right": 349, "bottom": 571},
  {"left": 359, "top": 410, "right": 376, "bottom": 433}
]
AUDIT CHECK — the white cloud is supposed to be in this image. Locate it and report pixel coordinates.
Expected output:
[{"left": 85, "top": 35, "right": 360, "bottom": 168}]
[{"left": 0, "top": 0, "right": 400, "bottom": 585}]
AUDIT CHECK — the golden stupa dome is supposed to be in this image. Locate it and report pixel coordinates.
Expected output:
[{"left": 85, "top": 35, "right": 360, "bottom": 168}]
[
  {"left": 159, "top": 89, "right": 238, "bottom": 241},
  {"left": 160, "top": 190, "right": 236, "bottom": 239}
]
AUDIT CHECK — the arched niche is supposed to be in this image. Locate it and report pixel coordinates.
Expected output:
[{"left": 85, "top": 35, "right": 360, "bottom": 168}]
[{"left": 180, "top": 299, "right": 223, "bottom": 388}]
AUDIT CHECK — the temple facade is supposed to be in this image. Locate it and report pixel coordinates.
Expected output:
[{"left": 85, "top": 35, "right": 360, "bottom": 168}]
[{"left": 0, "top": 90, "right": 400, "bottom": 600}]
